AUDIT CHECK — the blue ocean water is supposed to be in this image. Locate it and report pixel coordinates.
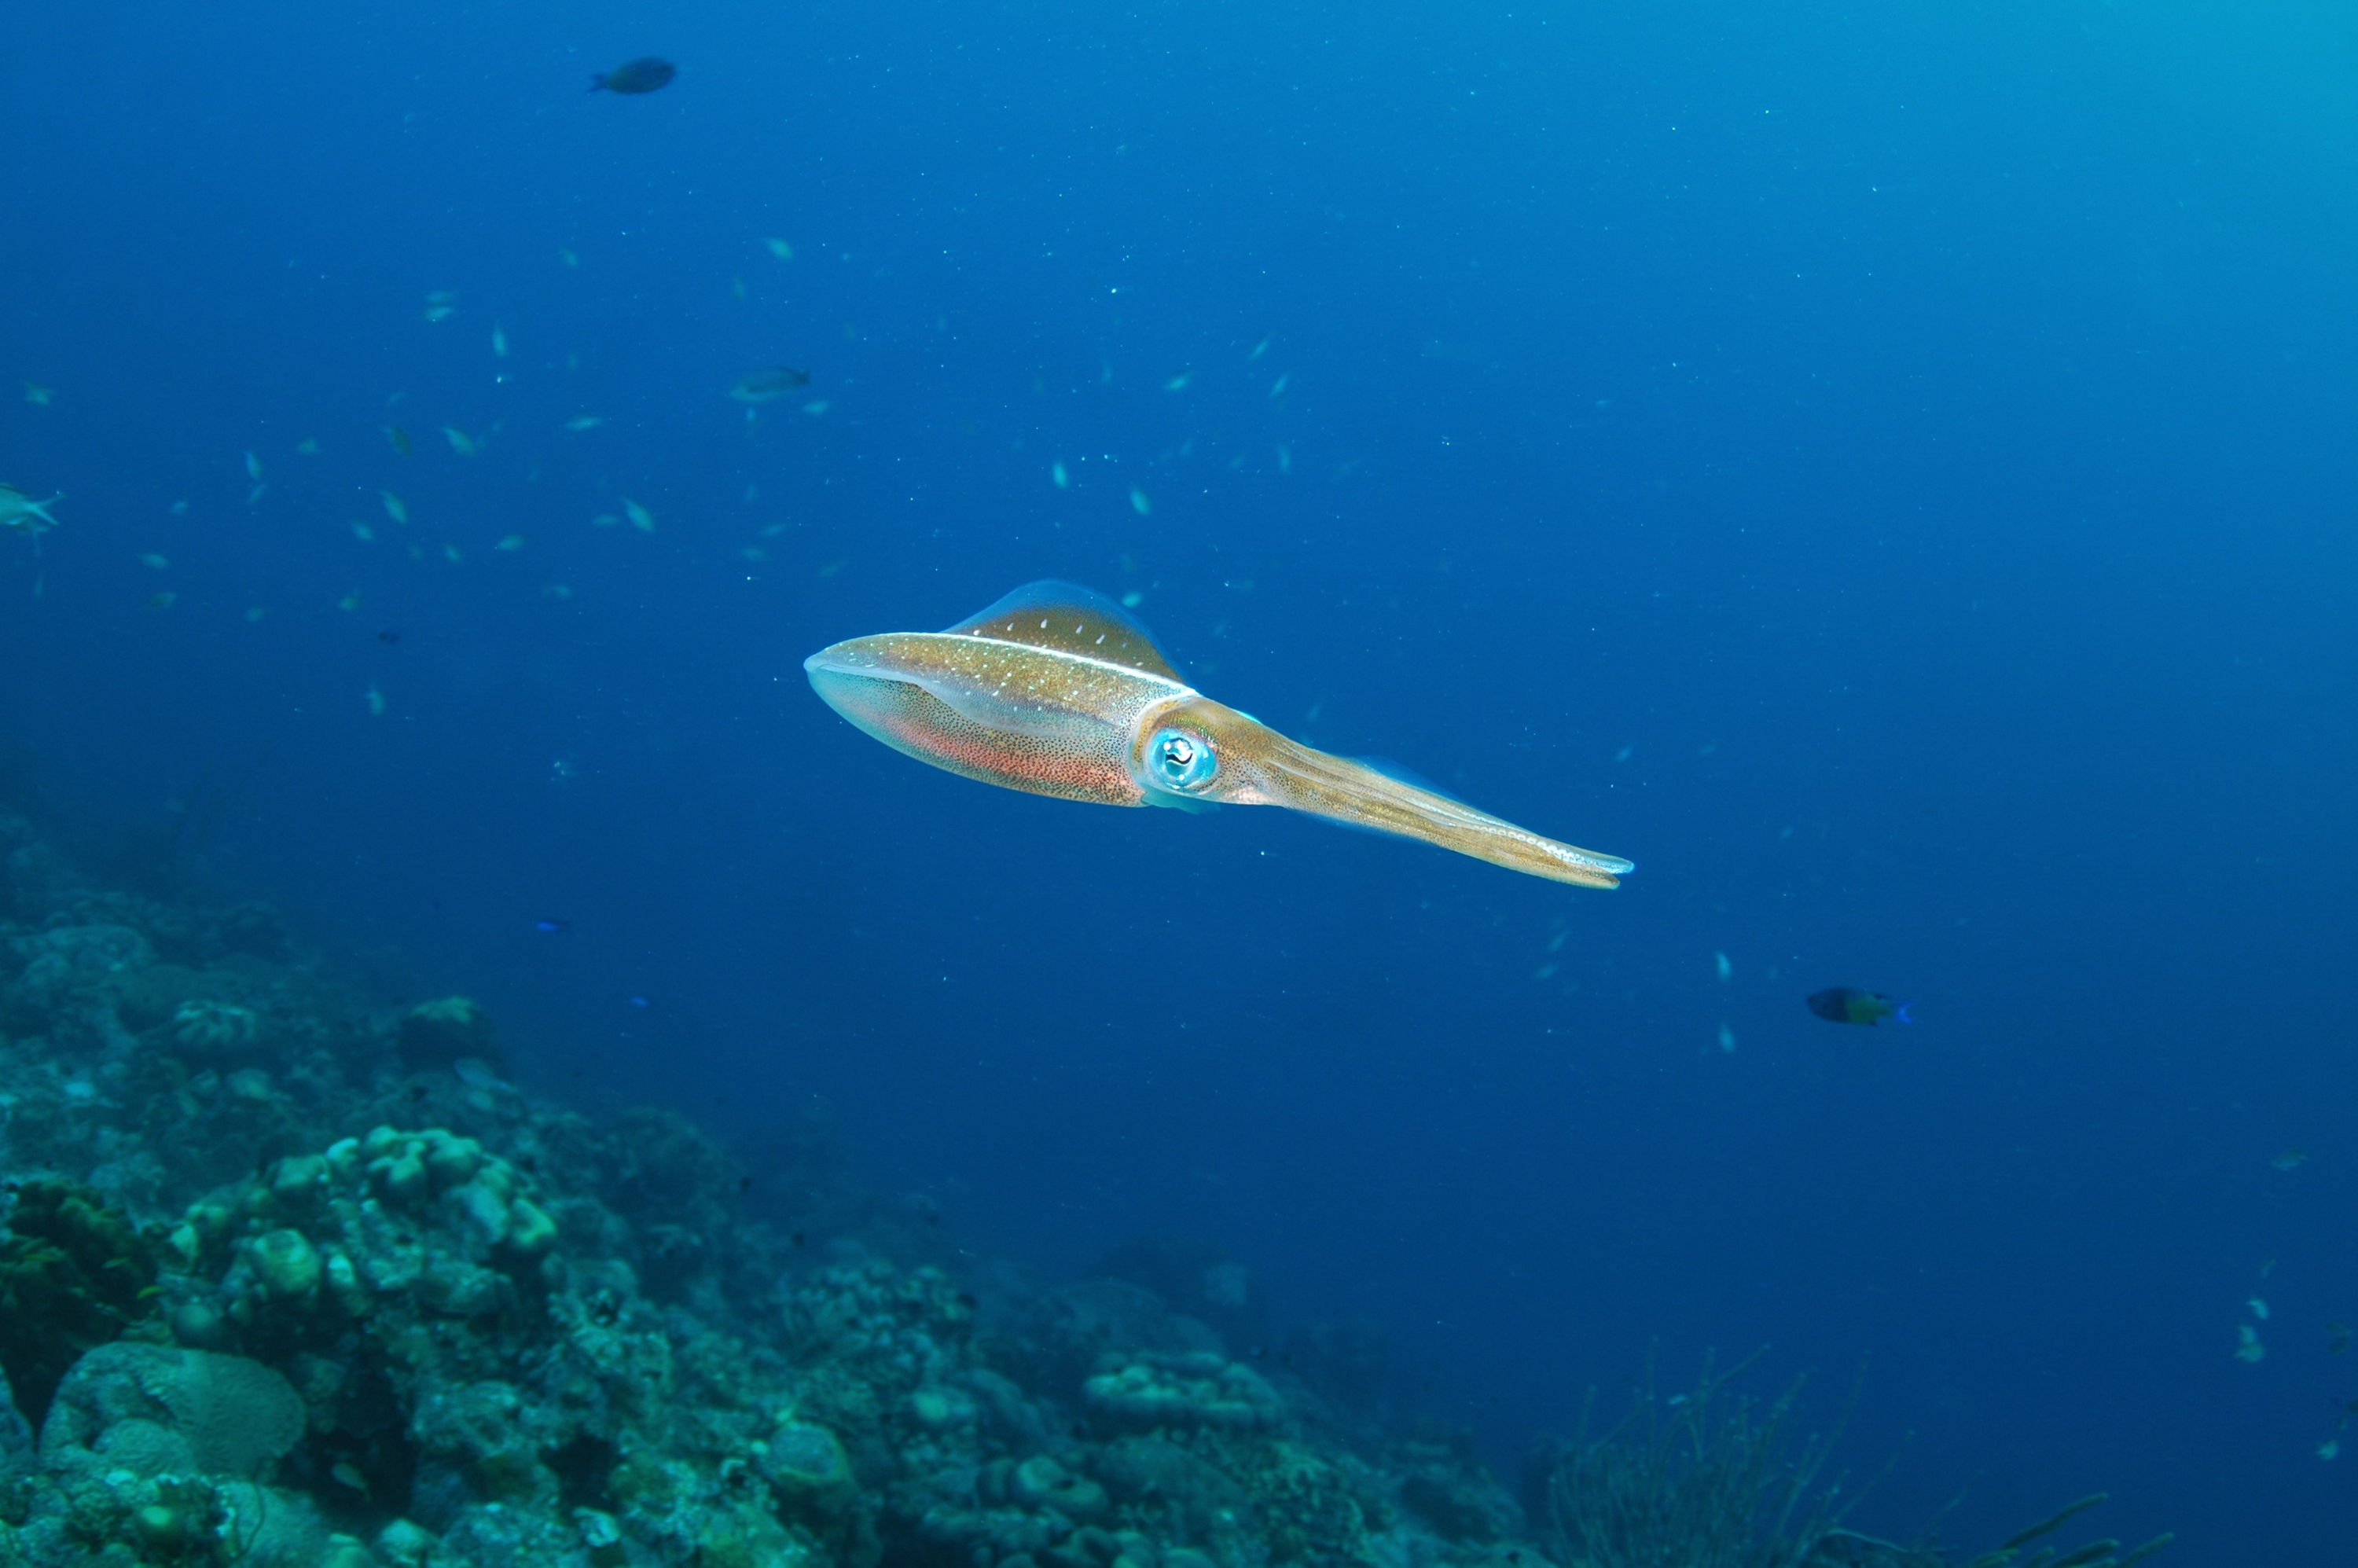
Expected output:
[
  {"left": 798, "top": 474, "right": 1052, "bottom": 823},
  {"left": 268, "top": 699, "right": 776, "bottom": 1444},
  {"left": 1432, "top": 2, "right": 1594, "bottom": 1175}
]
[{"left": 4, "top": 1, "right": 2352, "bottom": 1559}]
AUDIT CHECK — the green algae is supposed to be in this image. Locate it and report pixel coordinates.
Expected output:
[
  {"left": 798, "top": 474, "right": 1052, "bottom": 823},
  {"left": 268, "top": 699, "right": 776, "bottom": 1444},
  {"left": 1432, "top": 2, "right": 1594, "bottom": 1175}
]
[{"left": 0, "top": 1179, "right": 161, "bottom": 1424}]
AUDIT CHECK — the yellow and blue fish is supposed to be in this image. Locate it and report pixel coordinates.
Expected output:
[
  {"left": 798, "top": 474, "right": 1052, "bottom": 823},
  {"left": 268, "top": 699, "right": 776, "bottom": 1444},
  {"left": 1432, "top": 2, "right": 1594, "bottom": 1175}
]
[{"left": 1807, "top": 987, "right": 1912, "bottom": 1026}]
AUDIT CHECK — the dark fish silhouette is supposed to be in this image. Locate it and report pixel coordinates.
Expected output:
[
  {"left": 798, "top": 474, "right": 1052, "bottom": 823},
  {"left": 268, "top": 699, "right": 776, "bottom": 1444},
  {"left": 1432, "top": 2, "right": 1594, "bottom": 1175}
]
[
  {"left": 590, "top": 57, "right": 676, "bottom": 95},
  {"left": 731, "top": 366, "right": 813, "bottom": 403},
  {"left": 1807, "top": 986, "right": 1912, "bottom": 1026}
]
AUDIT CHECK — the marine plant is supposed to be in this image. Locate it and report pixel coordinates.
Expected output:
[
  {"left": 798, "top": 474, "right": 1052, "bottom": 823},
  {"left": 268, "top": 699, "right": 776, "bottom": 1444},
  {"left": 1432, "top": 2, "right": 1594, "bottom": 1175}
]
[
  {"left": 1533, "top": 1353, "right": 1852, "bottom": 1568},
  {"left": 1946, "top": 1493, "right": 2174, "bottom": 1568},
  {"left": 1533, "top": 1357, "right": 2174, "bottom": 1568},
  {"left": 0, "top": 1178, "right": 161, "bottom": 1424},
  {"left": 1808, "top": 1493, "right": 2174, "bottom": 1568}
]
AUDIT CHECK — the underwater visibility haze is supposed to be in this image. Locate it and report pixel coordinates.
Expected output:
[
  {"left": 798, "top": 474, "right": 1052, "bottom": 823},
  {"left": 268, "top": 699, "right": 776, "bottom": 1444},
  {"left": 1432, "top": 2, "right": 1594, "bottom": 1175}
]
[{"left": 2, "top": 1, "right": 2356, "bottom": 1563}]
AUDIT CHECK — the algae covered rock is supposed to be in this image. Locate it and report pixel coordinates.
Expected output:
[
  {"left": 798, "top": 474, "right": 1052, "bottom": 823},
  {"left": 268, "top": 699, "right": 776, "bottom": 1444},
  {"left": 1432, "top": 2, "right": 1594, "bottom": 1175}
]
[
  {"left": 0, "top": 1363, "right": 31, "bottom": 1485},
  {"left": 1093, "top": 1432, "right": 1253, "bottom": 1543},
  {"left": 1393, "top": 1423, "right": 1528, "bottom": 1544},
  {"left": 397, "top": 994, "right": 499, "bottom": 1072},
  {"left": 101, "top": 960, "right": 211, "bottom": 1032},
  {"left": 1093, "top": 1235, "right": 1269, "bottom": 1353},
  {"left": 1009, "top": 1452, "right": 1108, "bottom": 1520},
  {"left": 168, "top": 997, "right": 262, "bottom": 1059},
  {"left": 759, "top": 1416, "right": 856, "bottom": 1504},
  {"left": 9, "top": 924, "right": 155, "bottom": 1013}
]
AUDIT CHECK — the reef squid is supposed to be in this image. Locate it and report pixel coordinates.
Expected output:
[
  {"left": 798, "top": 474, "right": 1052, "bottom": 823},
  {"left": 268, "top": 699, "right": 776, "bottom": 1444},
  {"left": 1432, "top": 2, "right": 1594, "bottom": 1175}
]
[{"left": 804, "top": 582, "right": 1632, "bottom": 888}]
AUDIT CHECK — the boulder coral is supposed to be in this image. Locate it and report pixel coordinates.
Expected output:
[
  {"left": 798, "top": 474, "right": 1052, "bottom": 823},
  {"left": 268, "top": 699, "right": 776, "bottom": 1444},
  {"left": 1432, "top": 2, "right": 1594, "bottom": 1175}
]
[{"left": 1083, "top": 1352, "right": 1286, "bottom": 1432}]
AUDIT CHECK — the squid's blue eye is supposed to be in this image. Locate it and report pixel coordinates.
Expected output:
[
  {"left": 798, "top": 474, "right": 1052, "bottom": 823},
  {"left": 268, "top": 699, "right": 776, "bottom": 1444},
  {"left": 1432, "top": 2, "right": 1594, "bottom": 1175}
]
[{"left": 1149, "top": 729, "right": 1218, "bottom": 790}]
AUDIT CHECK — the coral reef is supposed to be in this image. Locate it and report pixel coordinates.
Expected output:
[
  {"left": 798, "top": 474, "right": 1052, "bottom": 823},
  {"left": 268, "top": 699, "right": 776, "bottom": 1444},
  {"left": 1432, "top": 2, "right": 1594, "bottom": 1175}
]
[
  {"left": 0, "top": 801, "right": 1545, "bottom": 1568},
  {"left": 0, "top": 795, "right": 2150, "bottom": 1568}
]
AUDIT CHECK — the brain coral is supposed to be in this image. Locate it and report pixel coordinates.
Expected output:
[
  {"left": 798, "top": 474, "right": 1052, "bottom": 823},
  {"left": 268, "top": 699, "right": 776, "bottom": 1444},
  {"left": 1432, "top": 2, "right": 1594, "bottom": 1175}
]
[
  {"left": 41, "top": 1342, "right": 305, "bottom": 1480},
  {"left": 157, "top": 1348, "right": 308, "bottom": 1476}
]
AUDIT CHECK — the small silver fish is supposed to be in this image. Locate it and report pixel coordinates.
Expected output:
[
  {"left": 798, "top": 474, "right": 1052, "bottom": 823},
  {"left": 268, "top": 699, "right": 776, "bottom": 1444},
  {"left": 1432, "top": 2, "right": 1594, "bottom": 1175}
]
[
  {"left": 731, "top": 366, "right": 813, "bottom": 403},
  {"left": 452, "top": 1056, "right": 505, "bottom": 1090},
  {"left": 0, "top": 486, "right": 62, "bottom": 535}
]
